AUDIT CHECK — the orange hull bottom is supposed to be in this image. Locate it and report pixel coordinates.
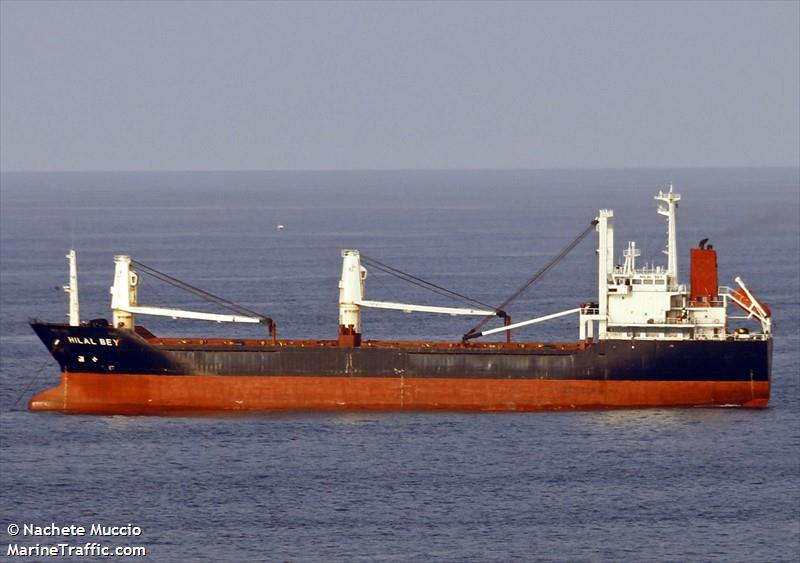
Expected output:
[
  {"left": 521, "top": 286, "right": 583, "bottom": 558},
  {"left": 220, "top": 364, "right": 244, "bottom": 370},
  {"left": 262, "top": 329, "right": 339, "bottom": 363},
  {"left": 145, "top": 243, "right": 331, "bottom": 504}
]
[{"left": 28, "top": 372, "right": 770, "bottom": 415}]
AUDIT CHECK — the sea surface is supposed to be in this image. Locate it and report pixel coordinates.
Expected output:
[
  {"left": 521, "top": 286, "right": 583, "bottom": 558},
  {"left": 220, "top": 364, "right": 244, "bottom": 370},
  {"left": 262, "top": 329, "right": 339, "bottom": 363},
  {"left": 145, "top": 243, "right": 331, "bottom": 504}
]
[{"left": 1, "top": 168, "right": 798, "bottom": 562}]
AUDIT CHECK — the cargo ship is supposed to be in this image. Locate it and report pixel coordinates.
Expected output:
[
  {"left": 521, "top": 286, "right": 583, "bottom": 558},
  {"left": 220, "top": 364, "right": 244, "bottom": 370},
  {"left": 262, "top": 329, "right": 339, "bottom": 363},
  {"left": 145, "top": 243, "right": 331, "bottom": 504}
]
[{"left": 28, "top": 186, "right": 772, "bottom": 414}]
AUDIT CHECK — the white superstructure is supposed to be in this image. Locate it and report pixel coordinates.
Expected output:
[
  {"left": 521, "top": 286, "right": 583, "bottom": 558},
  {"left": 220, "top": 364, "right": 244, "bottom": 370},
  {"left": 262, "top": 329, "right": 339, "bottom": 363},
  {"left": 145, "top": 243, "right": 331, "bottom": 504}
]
[{"left": 579, "top": 186, "right": 771, "bottom": 342}]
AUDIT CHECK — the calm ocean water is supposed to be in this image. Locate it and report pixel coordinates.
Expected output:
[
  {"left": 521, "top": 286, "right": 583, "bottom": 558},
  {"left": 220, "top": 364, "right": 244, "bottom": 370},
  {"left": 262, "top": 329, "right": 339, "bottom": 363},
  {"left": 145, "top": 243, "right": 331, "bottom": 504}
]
[{"left": 1, "top": 168, "right": 798, "bottom": 562}]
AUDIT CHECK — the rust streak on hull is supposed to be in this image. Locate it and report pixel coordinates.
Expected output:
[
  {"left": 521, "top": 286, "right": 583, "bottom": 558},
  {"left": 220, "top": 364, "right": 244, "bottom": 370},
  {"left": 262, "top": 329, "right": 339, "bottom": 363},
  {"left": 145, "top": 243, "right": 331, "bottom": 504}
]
[{"left": 29, "top": 372, "right": 770, "bottom": 415}]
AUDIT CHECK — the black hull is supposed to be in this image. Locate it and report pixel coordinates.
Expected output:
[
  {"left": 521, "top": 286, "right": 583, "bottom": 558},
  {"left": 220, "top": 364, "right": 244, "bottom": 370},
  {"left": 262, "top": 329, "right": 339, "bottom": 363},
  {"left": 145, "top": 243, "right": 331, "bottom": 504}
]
[
  {"left": 27, "top": 322, "right": 772, "bottom": 413},
  {"left": 30, "top": 322, "right": 772, "bottom": 383}
]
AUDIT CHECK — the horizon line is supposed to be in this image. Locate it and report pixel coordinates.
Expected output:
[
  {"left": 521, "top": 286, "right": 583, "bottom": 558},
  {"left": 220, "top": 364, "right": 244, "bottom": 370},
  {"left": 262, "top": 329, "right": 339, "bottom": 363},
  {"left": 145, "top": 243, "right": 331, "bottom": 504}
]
[{"left": 2, "top": 164, "right": 799, "bottom": 175}]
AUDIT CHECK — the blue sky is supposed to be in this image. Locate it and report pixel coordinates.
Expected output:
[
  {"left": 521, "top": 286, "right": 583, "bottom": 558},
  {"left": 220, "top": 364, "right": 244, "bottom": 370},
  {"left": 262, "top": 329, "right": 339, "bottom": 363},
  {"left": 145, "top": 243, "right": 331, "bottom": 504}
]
[{"left": 1, "top": 1, "right": 798, "bottom": 171}]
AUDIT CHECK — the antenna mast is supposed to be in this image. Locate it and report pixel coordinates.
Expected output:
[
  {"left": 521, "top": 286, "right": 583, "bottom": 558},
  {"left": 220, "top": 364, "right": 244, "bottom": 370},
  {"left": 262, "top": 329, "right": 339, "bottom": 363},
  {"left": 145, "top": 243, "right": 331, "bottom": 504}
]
[
  {"left": 64, "top": 249, "right": 80, "bottom": 326},
  {"left": 655, "top": 184, "right": 681, "bottom": 284}
]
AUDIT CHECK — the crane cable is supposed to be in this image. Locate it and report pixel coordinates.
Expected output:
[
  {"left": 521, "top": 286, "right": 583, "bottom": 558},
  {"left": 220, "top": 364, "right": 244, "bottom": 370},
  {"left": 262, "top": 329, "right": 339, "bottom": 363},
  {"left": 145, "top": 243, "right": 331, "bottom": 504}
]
[
  {"left": 360, "top": 254, "right": 502, "bottom": 315},
  {"left": 130, "top": 260, "right": 273, "bottom": 327},
  {"left": 463, "top": 219, "right": 599, "bottom": 341}
]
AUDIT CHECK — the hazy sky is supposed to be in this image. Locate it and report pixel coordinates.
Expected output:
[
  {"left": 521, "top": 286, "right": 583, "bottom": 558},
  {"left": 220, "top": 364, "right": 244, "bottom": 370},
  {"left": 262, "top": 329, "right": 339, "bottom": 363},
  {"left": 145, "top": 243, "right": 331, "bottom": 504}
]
[{"left": 1, "top": 1, "right": 798, "bottom": 172}]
